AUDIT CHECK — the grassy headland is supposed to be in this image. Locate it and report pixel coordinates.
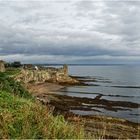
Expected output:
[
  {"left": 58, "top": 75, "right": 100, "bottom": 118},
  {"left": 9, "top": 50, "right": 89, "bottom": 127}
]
[
  {"left": 0, "top": 68, "right": 139, "bottom": 139},
  {"left": 0, "top": 69, "right": 84, "bottom": 139}
]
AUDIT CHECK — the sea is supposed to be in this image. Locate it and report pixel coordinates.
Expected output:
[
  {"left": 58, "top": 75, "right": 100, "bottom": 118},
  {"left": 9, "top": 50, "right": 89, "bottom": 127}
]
[{"left": 45, "top": 65, "right": 140, "bottom": 123}]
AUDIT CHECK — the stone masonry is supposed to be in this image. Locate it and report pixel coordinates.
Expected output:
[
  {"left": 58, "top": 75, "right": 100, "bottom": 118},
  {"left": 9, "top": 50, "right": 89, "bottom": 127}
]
[
  {"left": 0, "top": 60, "right": 5, "bottom": 72},
  {"left": 16, "top": 65, "right": 79, "bottom": 84}
]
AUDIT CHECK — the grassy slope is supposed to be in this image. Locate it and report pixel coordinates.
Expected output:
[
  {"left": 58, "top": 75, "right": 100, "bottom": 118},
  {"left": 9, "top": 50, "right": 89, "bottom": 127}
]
[{"left": 0, "top": 69, "right": 84, "bottom": 139}]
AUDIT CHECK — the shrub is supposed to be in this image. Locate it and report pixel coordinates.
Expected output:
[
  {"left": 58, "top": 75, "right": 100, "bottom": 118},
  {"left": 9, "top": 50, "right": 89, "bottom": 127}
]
[
  {"left": 0, "top": 91, "right": 84, "bottom": 139},
  {"left": 0, "top": 72, "right": 32, "bottom": 98}
]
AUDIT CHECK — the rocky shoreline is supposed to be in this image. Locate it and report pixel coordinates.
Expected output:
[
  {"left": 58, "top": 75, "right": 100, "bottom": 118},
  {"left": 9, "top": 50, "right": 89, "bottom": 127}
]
[
  {"left": 1, "top": 61, "right": 140, "bottom": 138},
  {"left": 12, "top": 64, "right": 140, "bottom": 139},
  {"left": 27, "top": 81, "right": 140, "bottom": 139}
]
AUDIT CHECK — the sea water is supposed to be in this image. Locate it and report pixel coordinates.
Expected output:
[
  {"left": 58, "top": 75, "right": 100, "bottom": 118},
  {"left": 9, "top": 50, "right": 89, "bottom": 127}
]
[{"left": 56, "top": 65, "right": 140, "bottom": 123}]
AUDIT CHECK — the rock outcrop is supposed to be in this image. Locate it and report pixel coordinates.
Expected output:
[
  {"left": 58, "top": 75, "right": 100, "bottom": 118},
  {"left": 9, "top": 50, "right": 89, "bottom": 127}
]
[
  {"left": 0, "top": 60, "right": 5, "bottom": 72},
  {"left": 16, "top": 65, "right": 79, "bottom": 85}
]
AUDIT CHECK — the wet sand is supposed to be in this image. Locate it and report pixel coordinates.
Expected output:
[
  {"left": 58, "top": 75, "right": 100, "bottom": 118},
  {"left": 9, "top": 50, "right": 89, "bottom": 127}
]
[{"left": 27, "top": 82, "right": 65, "bottom": 96}]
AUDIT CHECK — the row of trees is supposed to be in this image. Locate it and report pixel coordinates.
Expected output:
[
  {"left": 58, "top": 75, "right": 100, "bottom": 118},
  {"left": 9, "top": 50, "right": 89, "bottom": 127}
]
[{"left": 5, "top": 61, "right": 22, "bottom": 68}]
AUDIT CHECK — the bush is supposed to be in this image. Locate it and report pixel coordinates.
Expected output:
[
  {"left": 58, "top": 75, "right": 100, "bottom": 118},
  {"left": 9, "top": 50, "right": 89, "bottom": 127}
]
[
  {"left": 0, "top": 72, "right": 32, "bottom": 98},
  {"left": 5, "top": 61, "right": 22, "bottom": 68},
  {"left": 0, "top": 91, "right": 84, "bottom": 139},
  {"left": 0, "top": 70, "right": 84, "bottom": 139}
]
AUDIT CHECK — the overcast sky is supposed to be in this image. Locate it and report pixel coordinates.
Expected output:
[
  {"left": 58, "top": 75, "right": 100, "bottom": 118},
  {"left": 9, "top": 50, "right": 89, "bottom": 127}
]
[{"left": 0, "top": 0, "right": 140, "bottom": 64}]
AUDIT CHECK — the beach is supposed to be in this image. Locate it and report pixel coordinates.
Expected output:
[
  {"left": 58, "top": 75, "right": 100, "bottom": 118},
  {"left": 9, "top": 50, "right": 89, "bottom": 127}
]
[{"left": 27, "top": 81, "right": 140, "bottom": 139}]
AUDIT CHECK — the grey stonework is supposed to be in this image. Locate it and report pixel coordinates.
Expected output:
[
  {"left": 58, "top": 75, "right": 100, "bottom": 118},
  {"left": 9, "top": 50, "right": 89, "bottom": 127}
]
[{"left": 0, "top": 60, "right": 5, "bottom": 72}]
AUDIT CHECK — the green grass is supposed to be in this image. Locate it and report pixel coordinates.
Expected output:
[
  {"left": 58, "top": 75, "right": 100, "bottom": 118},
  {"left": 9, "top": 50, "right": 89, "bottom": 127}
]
[
  {"left": 4, "top": 68, "right": 21, "bottom": 76},
  {"left": 0, "top": 91, "right": 84, "bottom": 139},
  {"left": 0, "top": 70, "right": 84, "bottom": 139},
  {"left": 0, "top": 72, "right": 32, "bottom": 98}
]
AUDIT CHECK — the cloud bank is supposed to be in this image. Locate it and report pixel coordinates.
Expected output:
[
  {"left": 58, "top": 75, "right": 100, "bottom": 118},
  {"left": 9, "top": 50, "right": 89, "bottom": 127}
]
[{"left": 0, "top": 0, "right": 140, "bottom": 64}]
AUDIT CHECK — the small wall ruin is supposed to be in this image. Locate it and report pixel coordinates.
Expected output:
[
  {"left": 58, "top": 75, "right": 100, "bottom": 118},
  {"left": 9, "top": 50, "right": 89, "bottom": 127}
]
[{"left": 0, "top": 60, "right": 5, "bottom": 72}]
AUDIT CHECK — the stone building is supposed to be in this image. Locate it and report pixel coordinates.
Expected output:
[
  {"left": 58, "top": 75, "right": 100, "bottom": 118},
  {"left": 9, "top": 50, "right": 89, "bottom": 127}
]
[{"left": 0, "top": 60, "right": 5, "bottom": 72}]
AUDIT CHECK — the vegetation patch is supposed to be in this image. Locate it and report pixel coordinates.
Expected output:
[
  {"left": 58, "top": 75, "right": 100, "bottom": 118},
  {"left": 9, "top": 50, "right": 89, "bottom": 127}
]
[
  {"left": 0, "top": 70, "right": 84, "bottom": 139},
  {"left": 0, "top": 91, "right": 84, "bottom": 139},
  {"left": 0, "top": 71, "right": 32, "bottom": 98}
]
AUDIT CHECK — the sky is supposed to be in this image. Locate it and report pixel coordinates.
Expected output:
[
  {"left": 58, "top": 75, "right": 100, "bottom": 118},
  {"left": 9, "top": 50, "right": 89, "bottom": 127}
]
[{"left": 0, "top": 0, "right": 140, "bottom": 64}]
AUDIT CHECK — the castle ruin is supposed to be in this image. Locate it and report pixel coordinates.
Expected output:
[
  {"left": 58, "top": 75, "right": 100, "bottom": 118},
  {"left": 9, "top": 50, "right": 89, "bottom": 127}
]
[{"left": 16, "top": 64, "right": 79, "bottom": 84}]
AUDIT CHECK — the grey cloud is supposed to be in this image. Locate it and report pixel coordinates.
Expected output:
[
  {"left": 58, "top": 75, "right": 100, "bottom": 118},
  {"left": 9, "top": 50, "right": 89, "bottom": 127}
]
[
  {"left": 0, "top": 0, "right": 140, "bottom": 64},
  {"left": 75, "top": 0, "right": 94, "bottom": 11}
]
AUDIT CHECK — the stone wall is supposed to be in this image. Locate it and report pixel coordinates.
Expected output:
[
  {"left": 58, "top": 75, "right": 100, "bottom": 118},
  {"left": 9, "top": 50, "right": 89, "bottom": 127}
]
[
  {"left": 16, "top": 65, "right": 79, "bottom": 84},
  {"left": 0, "top": 60, "right": 5, "bottom": 72}
]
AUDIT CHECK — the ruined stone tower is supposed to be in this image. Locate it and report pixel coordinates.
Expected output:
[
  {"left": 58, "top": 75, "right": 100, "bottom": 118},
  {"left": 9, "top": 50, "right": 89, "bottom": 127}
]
[
  {"left": 63, "top": 64, "right": 68, "bottom": 76},
  {"left": 0, "top": 60, "right": 5, "bottom": 72}
]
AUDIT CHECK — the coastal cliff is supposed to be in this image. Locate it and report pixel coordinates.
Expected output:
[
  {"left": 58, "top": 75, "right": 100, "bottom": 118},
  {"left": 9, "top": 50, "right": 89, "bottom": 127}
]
[
  {"left": 15, "top": 65, "right": 79, "bottom": 85},
  {"left": 1, "top": 62, "right": 140, "bottom": 139}
]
